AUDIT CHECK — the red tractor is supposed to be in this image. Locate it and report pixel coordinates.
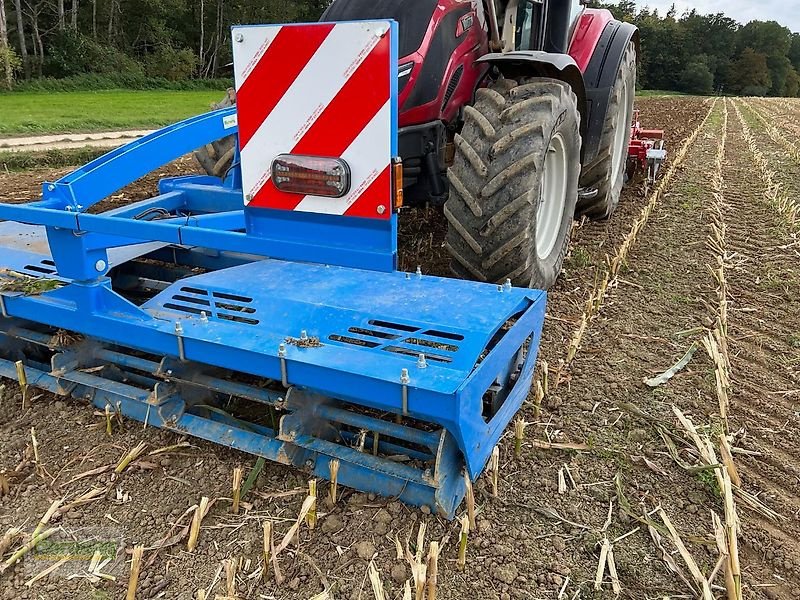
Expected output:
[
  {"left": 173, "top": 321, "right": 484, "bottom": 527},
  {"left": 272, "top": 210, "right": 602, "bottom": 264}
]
[{"left": 199, "top": 0, "right": 658, "bottom": 289}]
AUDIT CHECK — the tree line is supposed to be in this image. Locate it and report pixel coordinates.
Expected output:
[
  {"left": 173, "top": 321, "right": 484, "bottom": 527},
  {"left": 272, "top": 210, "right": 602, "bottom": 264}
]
[
  {"left": 1, "top": 0, "right": 799, "bottom": 96},
  {"left": 0, "top": 0, "right": 329, "bottom": 89},
  {"left": 591, "top": 1, "right": 800, "bottom": 96}
]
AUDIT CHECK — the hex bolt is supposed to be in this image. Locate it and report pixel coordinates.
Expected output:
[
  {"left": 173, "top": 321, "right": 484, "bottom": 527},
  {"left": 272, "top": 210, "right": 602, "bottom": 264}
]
[
  {"left": 405, "top": 273, "right": 411, "bottom": 280},
  {"left": 245, "top": 193, "right": 253, "bottom": 202},
  {"left": 300, "top": 330, "right": 309, "bottom": 341},
  {"left": 417, "top": 354, "right": 428, "bottom": 369},
  {"left": 416, "top": 266, "right": 422, "bottom": 279},
  {"left": 200, "top": 311, "right": 209, "bottom": 324},
  {"left": 400, "top": 368, "right": 410, "bottom": 384},
  {"left": 377, "top": 205, "right": 386, "bottom": 215},
  {"left": 47, "top": 184, "right": 56, "bottom": 192},
  {"left": 504, "top": 279, "right": 513, "bottom": 291}
]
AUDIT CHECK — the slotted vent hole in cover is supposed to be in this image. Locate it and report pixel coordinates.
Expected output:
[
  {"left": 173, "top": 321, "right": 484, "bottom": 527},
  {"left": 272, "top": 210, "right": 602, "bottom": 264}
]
[
  {"left": 329, "top": 335, "right": 380, "bottom": 348},
  {"left": 368, "top": 319, "right": 419, "bottom": 333},
  {"left": 404, "top": 338, "right": 459, "bottom": 353},
  {"left": 384, "top": 346, "right": 452, "bottom": 363},
  {"left": 328, "top": 320, "right": 462, "bottom": 363},
  {"left": 349, "top": 327, "right": 399, "bottom": 340},
  {"left": 164, "top": 287, "right": 259, "bottom": 325},
  {"left": 23, "top": 259, "right": 58, "bottom": 276},
  {"left": 172, "top": 295, "right": 211, "bottom": 307}
]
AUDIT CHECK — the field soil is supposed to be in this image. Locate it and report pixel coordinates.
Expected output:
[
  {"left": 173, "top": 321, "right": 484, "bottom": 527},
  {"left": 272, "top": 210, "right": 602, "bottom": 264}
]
[{"left": 1, "top": 96, "right": 799, "bottom": 600}]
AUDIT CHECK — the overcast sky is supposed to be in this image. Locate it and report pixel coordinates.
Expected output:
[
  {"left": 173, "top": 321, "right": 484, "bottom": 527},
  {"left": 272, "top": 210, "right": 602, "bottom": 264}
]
[{"left": 636, "top": 1, "right": 799, "bottom": 33}]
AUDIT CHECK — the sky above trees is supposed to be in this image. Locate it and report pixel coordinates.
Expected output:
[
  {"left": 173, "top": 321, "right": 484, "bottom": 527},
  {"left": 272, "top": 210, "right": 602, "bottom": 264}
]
[{"left": 638, "top": 1, "right": 799, "bottom": 33}]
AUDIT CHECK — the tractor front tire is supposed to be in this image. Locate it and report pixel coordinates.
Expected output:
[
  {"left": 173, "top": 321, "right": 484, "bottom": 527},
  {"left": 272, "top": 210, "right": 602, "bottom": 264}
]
[
  {"left": 444, "top": 78, "right": 581, "bottom": 290},
  {"left": 577, "top": 41, "right": 637, "bottom": 219},
  {"left": 194, "top": 88, "right": 237, "bottom": 178}
]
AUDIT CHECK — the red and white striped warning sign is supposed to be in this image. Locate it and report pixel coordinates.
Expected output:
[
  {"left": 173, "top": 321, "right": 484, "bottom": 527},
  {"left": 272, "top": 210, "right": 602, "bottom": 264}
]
[{"left": 232, "top": 21, "right": 393, "bottom": 219}]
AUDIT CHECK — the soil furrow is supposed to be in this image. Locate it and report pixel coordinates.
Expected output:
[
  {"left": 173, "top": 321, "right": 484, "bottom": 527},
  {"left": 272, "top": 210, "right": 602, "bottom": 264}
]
[
  {"left": 3, "top": 96, "right": 798, "bottom": 600},
  {"left": 718, "top": 99, "right": 800, "bottom": 590}
]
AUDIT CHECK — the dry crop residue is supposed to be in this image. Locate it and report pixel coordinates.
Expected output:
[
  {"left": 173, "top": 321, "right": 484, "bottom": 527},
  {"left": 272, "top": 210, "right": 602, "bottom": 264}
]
[{"left": 3, "top": 96, "right": 798, "bottom": 600}]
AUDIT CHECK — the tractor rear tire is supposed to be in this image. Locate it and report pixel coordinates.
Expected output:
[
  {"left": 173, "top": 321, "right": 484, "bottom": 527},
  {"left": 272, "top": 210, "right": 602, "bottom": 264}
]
[
  {"left": 577, "top": 41, "right": 637, "bottom": 220},
  {"left": 194, "top": 88, "right": 237, "bottom": 178},
  {"left": 444, "top": 78, "right": 581, "bottom": 290}
]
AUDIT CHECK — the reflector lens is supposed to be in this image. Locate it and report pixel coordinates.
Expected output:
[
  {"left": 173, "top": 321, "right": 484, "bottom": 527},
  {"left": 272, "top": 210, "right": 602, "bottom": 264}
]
[
  {"left": 271, "top": 155, "right": 351, "bottom": 198},
  {"left": 392, "top": 157, "right": 404, "bottom": 211}
]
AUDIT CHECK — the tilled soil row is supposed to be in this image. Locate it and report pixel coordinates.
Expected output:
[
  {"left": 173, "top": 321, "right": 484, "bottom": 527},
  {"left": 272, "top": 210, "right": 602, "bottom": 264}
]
[
  {"left": 501, "top": 98, "right": 733, "bottom": 599},
  {"left": 746, "top": 98, "right": 800, "bottom": 141},
  {"left": 721, "top": 101, "right": 800, "bottom": 595},
  {"left": 0, "top": 97, "right": 720, "bottom": 600},
  {"left": 735, "top": 100, "right": 800, "bottom": 212}
]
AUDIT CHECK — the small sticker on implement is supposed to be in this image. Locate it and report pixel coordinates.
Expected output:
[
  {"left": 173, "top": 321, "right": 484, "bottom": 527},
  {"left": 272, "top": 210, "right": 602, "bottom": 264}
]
[{"left": 223, "top": 114, "right": 238, "bottom": 130}]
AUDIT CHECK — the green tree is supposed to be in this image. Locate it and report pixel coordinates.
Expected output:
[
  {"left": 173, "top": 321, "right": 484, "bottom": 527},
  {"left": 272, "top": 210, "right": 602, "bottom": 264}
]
[
  {"left": 785, "top": 68, "right": 800, "bottom": 97},
  {"left": 727, "top": 48, "right": 772, "bottom": 96},
  {"left": 635, "top": 10, "right": 686, "bottom": 90},
  {"left": 680, "top": 12, "right": 737, "bottom": 89},
  {"left": 789, "top": 33, "right": 800, "bottom": 71},
  {"left": 678, "top": 57, "right": 714, "bottom": 94},
  {"left": 736, "top": 20, "right": 792, "bottom": 95}
]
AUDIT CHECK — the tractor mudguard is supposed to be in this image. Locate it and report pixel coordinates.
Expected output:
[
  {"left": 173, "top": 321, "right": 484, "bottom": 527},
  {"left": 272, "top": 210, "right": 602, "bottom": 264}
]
[
  {"left": 580, "top": 20, "right": 640, "bottom": 165},
  {"left": 476, "top": 51, "right": 588, "bottom": 153}
]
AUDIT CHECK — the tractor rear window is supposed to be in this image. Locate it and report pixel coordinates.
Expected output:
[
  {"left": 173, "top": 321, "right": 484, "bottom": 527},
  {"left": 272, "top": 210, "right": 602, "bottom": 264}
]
[{"left": 321, "top": 0, "right": 439, "bottom": 58}]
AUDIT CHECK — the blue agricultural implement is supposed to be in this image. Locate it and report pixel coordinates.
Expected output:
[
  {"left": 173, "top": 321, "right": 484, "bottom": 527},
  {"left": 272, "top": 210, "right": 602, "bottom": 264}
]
[
  {"left": 0, "top": 20, "right": 547, "bottom": 518},
  {"left": 0, "top": 2, "right": 662, "bottom": 517}
]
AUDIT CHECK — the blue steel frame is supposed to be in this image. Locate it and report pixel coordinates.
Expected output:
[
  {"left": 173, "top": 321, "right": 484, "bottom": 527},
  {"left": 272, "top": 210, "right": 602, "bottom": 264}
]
[{"left": 0, "top": 20, "right": 548, "bottom": 518}]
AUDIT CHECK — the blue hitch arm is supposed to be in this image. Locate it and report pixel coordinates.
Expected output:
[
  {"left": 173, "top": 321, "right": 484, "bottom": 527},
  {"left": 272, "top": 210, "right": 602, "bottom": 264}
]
[{"left": 37, "top": 107, "right": 239, "bottom": 211}]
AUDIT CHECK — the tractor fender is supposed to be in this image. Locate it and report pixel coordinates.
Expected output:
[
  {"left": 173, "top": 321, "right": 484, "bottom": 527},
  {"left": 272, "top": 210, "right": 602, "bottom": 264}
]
[
  {"left": 475, "top": 51, "right": 588, "bottom": 152},
  {"left": 581, "top": 20, "right": 640, "bottom": 165}
]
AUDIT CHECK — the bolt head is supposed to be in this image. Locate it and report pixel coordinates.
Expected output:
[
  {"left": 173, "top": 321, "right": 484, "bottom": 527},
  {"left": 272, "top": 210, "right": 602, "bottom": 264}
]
[
  {"left": 235, "top": 33, "right": 244, "bottom": 42},
  {"left": 47, "top": 184, "right": 56, "bottom": 192},
  {"left": 377, "top": 205, "right": 386, "bottom": 215},
  {"left": 94, "top": 260, "right": 107, "bottom": 273}
]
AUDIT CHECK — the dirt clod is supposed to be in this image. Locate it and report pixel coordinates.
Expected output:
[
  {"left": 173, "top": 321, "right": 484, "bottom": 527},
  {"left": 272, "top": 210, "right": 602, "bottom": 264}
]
[
  {"left": 354, "top": 540, "right": 377, "bottom": 561},
  {"left": 492, "top": 563, "right": 518, "bottom": 584}
]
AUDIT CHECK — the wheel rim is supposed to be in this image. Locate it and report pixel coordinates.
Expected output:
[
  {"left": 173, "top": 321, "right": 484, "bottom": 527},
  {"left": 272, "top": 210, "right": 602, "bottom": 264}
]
[
  {"left": 536, "top": 133, "right": 568, "bottom": 261},
  {"left": 611, "top": 77, "right": 634, "bottom": 186}
]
